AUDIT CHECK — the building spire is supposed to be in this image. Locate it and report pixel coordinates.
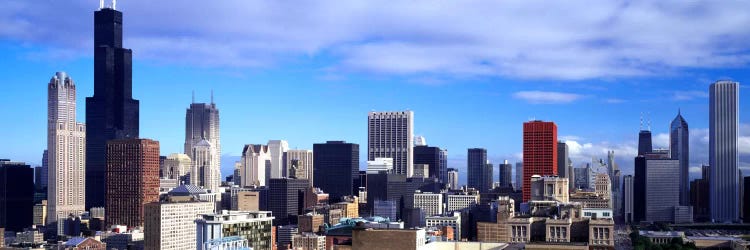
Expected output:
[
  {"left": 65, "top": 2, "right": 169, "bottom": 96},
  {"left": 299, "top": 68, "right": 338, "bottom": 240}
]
[
  {"left": 640, "top": 112, "right": 643, "bottom": 130},
  {"left": 192, "top": 90, "right": 195, "bottom": 103},
  {"left": 112, "top": 0, "right": 116, "bottom": 10},
  {"left": 211, "top": 89, "right": 214, "bottom": 104},
  {"left": 100, "top": 0, "right": 104, "bottom": 9},
  {"left": 647, "top": 112, "right": 651, "bottom": 131}
]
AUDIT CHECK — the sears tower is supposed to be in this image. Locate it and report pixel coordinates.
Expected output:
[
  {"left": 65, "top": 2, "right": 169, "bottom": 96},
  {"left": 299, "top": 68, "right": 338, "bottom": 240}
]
[{"left": 85, "top": 3, "right": 140, "bottom": 209}]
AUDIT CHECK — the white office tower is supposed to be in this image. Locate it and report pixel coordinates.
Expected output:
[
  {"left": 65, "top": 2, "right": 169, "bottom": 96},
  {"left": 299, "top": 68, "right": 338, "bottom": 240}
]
[
  {"left": 367, "top": 158, "right": 394, "bottom": 174},
  {"left": 191, "top": 140, "right": 220, "bottom": 192},
  {"left": 46, "top": 72, "right": 86, "bottom": 235},
  {"left": 240, "top": 144, "right": 270, "bottom": 187},
  {"left": 447, "top": 169, "right": 459, "bottom": 189},
  {"left": 368, "top": 111, "right": 414, "bottom": 177},
  {"left": 184, "top": 100, "right": 220, "bottom": 190},
  {"left": 163, "top": 153, "right": 191, "bottom": 182},
  {"left": 414, "top": 136, "right": 427, "bottom": 146},
  {"left": 709, "top": 81, "right": 740, "bottom": 222},
  {"left": 267, "top": 140, "right": 289, "bottom": 178},
  {"left": 144, "top": 199, "right": 214, "bottom": 250},
  {"left": 286, "top": 149, "right": 314, "bottom": 183},
  {"left": 413, "top": 191, "right": 443, "bottom": 216}
]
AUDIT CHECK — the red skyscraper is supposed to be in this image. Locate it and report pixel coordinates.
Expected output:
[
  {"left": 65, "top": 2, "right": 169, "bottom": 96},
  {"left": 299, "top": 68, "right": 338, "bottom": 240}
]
[
  {"left": 522, "top": 121, "right": 558, "bottom": 202},
  {"left": 105, "top": 138, "right": 160, "bottom": 228}
]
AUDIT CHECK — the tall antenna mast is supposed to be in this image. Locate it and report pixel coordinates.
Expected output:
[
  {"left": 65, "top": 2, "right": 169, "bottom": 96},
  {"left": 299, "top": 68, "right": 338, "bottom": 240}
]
[
  {"left": 647, "top": 112, "right": 651, "bottom": 131},
  {"left": 112, "top": 0, "right": 117, "bottom": 10},
  {"left": 192, "top": 90, "right": 195, "bottom": 103},
  {"left": 100, "top": 0, "right": 104, "bottom": 9},
  {"left": 639, "top": 112, "right": 643, "bottom": 130},
  {"left": 211, "top": 89, "right": 214, "bottom": 104}
]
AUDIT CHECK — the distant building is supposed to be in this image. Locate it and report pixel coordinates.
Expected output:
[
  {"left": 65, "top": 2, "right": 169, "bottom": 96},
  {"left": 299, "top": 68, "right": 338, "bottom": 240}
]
[
  {"left": 557, "top": 142, "right": 569, "bottom": 178},
  {"left": 162, "top": 153, "right": 191, "bottom": 185},
  {"left": 298, "top": 213, "right": 324, "bottom": 233},
  {"left": 368, "top": 111, "right": 414, "bottom": 177},
  {"left": 0, "top": 160, "right": 34, "bottom": 232},
  {"left": 499, "top": 160, "right": 513, "bottom": 188},
  {"left": 367, "top": 158, "right": 393, "bottom": 174},
  {"left": 413, "top": 164, "right": 430, "bottom": 178},
  {"left": 425, "top": 212, "right": 461, "bottom": 241},
  {"left": 670, "top": 110, "right": 690, "bottom": 207},
  {"left": 105, "top": 139, "right": 160, "bottom": 228},
  {"left": 573, "top": 167, "right": 590, "bottom": 190},
  {"left": 446, "top": 190, "right": 480, "bottom": 212},
  {"left": 373, "top": 200, "right": 398, "bottom": 221},
  {"left": 624, "top": 175, "right": 634, "bottom": 223},
  {"left": 709, "top": 81, "right": 740, "bottom": 222},
  {"left": 268, "top": 178, "right": 309, "bottom": 225},
  {"left": 240, "top": 144, "right": 270, "bottom": 187},
  {"left": 196, "top": 210, "right": 274, "bottom": 250},
  {"left": 690, "top": 168, "right": 710, "bottom": 222},
  {"left": 286, "top": 149, "right": 314, "bottom": 186},
  {"left": 414, "top": 145, "right": 446, "bottom": 182},
  {"left": 184, "top": 101, "right": 221, "bottom": 193},
  {"left": 467, "top": 148, "right": 491, "bottom": 192},
  {"left": 267, "top": 140, "right": 289, "bottom": 179},
  {"left": 293, "top": 233, "right": 326, "bottom": 250},
  {"left": 515, "top": 162, "right": 523, "bottom": 192},
  {"left": 530, "top": 175, "right": 569, "bottom": 203},
  {"left": 313, "top": 141, "right": 358, "bottom": 202},
  {"left": 33, "top": 200, "right": 47, "bottom": 226},
  {"left": 351, "top": 228, "right": 426, "bottom": 250},
  {"left": 100, "top": 226, "right": 144, "bottom": 250},
  {"left": 646, "top": 159, "right": 680, "bottom": 223},
  {"left": 60, "top": 237, "right": 107, "bottom": 250},
  {"left": 232, "top": 191, "right": 260, "bottom": 212},
  {"left": 413, "top": 191, "right": 443, "bottom": 217},
  {"left": 447, "top": 168, "right": 459, "bottom": 190},
  {"left": 523, "top": 121, "right": 558, "bottom": 202}
]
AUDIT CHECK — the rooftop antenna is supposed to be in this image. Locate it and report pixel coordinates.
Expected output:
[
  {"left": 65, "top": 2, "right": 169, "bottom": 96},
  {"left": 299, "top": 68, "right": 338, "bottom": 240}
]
[
  {"left": 211, "top": 89, "right": 214, "bottom": 104},
  {"left": 112, "top": 0, "right": 116, "bottom": 10},
  {"left": 192, "top": 90, "right": 195, "bottom": 103},
  {"left": 100, "top": 0, "right": 104, "bottom": 9},
  {"left": 639, "top": 112, "right": 643, "bottom": 130},
  {"left": 647, "top": 112, "right": 651, "bottom": 131}
]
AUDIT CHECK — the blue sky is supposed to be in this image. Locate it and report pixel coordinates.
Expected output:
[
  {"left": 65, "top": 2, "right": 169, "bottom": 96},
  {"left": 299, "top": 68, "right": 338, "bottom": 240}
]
[{"left": 1, "top": 1, "right": 749, "bottom": 185}]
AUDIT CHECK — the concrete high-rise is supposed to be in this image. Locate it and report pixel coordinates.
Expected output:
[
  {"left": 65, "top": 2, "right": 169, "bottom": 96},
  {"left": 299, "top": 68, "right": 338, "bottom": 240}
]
[
  {"left": 184, "top": 101, "right": 221, "bottom": 192},
  {"left": 162, "top": 153, "right": 191, "bottom": 183},
  {"left": 709, "top": 81, "right": 740, "bottom": 222},
  {"left": 646, "top": 159, "right": 680, "bottom": 222},
  {"left": 86, "top": 5, "right": 140, "bottom": 209},
  {"left": 447, "top": 168, "right": 459, "bottom": 189},
  {"left": 313, "top": 141, "right": 358, "bottom": 202},
  {"left": 47, "top": 72, "right": 86, "bottom": 234},
  {"left": 368, "top": 111, "right": 414, "bottom": 177},
  {"left": 467, "top": 148, "right": 491, "bottom": 192},
  {"left": 670, "top": 110, "right": 690, "bottom": 206},
  {"left": 523, "top": 121, "right": 558, "bottom": 202},
  {"left": 286, "top": 149, "right": 314, "bottom": 185},
  {"left": 240, "top": 144, "right": 271, "bottom": 187},
  {"left": 190, "top": 139, "right": 220, "bottom": 192},
  {"left": 499, "top": 160, "right": 513, "bottom": 188},
  {"left": 105, "top": 139, "right": 160, "bottom": 228},
  {"left": 41, "top": 150, "right": 48, "bottom": 189},
  {"left": 624, "top": 175, "right": 634, "bottom": 224},
  {"left": 267, "top": 140, "right": 289, "bottom": 178}
]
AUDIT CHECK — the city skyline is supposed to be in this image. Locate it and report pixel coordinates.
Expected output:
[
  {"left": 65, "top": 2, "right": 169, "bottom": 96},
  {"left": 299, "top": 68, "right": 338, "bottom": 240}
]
[{"left": 2, "top": 2, "right": 750, "bottom": 187}]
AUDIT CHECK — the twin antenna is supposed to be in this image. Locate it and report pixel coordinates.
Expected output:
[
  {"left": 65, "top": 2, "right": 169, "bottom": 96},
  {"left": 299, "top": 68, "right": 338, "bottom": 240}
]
[
  {"left": 639, "top": 112, "right": 651, "bottom": 131},
  {"left": 191, "top": 90, "right": 215, "bottom": 104},
  {"left": 100, "top": 0, "right": 116, "bottom": 10}
]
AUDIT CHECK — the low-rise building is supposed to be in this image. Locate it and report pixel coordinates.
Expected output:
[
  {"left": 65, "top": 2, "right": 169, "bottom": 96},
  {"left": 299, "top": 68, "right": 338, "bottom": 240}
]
[
  {"left": 293, "top": 233, "right": 326, "bottom": 250},
  {"left": 425, "top": 212, "right": 461, "bottom": 241},
  {"left": 196, "top": 210, "right": 275, "bottom": 250},
  {"left": 351, "top": 227, "right": 426, "bottom": 250}
]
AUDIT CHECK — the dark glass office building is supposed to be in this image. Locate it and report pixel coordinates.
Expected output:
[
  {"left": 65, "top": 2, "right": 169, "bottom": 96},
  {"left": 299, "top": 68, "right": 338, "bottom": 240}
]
[
  {"left": 499, "top": 161, "right": 513, "bottom": 188},
  {"left": 313, "top": 141, "right": 358, "bottom": 202},
  {"left": 638, "top": 130, "right": 653, "bottom": 156},
  {"left": 0, "top": 160, "right": 34, "bottom": 232},
  {"left": 557, "top": 142, "right": 569, "bottom": 178},
  {"left": 268, "top": 178, "right": 309, "bottom": 225},
  {"left": 366, "top": 173, "right": 441, "bottom": 220},
  {"left": 413, "top": 145, "right": 444, "bottom": 182},
  {"left": 86, "top": 7, "right": 140, "bottom": 209},
  {"left": 467, "top": 148, "right": 491, "bottom": 193}
]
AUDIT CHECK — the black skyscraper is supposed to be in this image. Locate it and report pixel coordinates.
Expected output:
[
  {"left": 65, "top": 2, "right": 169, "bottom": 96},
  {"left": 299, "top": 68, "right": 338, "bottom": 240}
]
[
  {"left": 468, "top": 148, "right": 491, "bottom": 192},
  {"left": 0, "top": 160, "right": 34, "bottom": 232},
  {"left": 638, "top": 130, "right": 653, "bottom": 156},
  {"left": 366, "top": 173, "right": 441, "bottom": 220},
  {"left": 557, "top": 142, "right": 569, "bottom": 178},
  {"left": 633, "top": 156, "right": 646, "bottom": 223},
  {"left": 414, "top": 145, "right": 444, "bottom": 182},
  {"left": 86, "top": 7, "right": 140, "bottom": 209},
  {"left": 268, "top": 178, "right": 309, "bottom": 225},
  {"left": 313, "top": 141, "right": 358, "bottom": 202}
]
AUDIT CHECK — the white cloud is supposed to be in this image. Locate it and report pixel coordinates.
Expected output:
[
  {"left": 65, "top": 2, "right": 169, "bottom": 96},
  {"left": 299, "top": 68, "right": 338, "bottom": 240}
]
[
  {"left": 672, "top": 91, "right": 709, "bottom": 101},
  {"left": 1, "top": 1, "right": 750, "bottom": 80},
  {"left": 512, "top": 91, "right": 584, "bottom": 104},
  {"left": 605, "top": 98, "right": 626, "bottom": 104}
]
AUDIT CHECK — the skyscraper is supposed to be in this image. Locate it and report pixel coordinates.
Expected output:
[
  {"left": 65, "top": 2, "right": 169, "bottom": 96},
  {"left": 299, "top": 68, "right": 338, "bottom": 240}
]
[
  {"left": 624, "top": 175, "right": 634, "bottom": 224},
  {"left": 286, "top": 149, "right": 314, "bottom": 185},
  {"left": 47, "top": 72, "right": 86, "bottom": 235},
  {"left": 268, "top": 178, "right": 309, "bottom": 225},
  {"left": 439, "top": 149, "right": 448, "bottom": 184},
  {"left": 0, "top": 160, "right": 34, "bottom": 232},
  {"left": 184, "top": 100, "right": 220, "bottom": 192},
  {"left": 515, "top": 162, "right": 523, "bottom": 192},
  {"left": 522, "top": 121, "right": 558, "bottom": 202},
  {"left": 313, "top": 141, "right": 358, "bottom": 202},
  {"left": 467, "top": 148, "right": 491, "bottom": 192},
  {"left": 240, "top": 144, "right": 271, "bottom": 187},
  {"left": 414, "top": 145, "right": 444, "bottom": 182},
  {"left": 86, "top": 5, "right": 140, "bottom": 209},
  {"left": 267, "top": 140, "right": 289, "bottom": 178},
  {"left": 709, "top": 81, "right": 740, "bottom": 222},
  {"left": 499, "top": 160, "right": 513, "bottom": 188},
  {"left": 162, "top": 153, "right": 191, "bottom": 184},
  {"left": 670, "top": 110, "right": 689, "bottom": 206},
  {"left": 645, "top": 159, "right": 680, "bottom": 222},
  {"left": 638, "top": 130, "right": 653, "bottom": 156},
  {"left": 105, "top": 139, "right": 160, "bottom": 228},
  {"left": 368, "top": 111, "right": 414, "bottom": 177},
  {"left": 557, "top": 142, "right": 569, "bottom": 178},
  {"left": 40, "top": 150, "right": 48, "bottom": 189},
  {"left": 447, "top": 168, "right": 459, "bottom": 189}
]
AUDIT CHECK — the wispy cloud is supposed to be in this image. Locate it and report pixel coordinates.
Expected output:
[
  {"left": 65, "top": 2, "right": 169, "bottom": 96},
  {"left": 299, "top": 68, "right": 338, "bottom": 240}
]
[
  {"left": 513, "top": 91, "right": 584, "bottom": 104},
  {"left": 604, "top": 98, "right": 626, "bottom": 104},
  {"left": 1, "top": 1, "right": 750, "bottom": 80},
  {"left": 672, "top": 90, "right": 709, "bottom": 101}
]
